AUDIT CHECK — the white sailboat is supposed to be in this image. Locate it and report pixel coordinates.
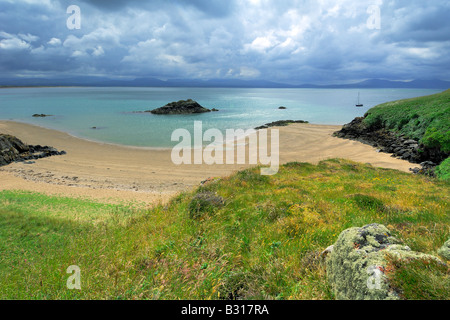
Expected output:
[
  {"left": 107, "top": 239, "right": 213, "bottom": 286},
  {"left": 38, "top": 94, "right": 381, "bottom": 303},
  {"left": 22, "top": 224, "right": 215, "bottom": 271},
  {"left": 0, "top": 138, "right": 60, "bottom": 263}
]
[{"left": 355, "top": 92, "right": 363, "bottom": 107}]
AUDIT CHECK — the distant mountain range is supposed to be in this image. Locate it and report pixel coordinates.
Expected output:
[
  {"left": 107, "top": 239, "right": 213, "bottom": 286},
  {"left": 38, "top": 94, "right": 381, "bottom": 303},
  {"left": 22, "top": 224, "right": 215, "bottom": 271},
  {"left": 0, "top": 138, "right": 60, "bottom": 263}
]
[{"left": 0, "top": 77, "right": 449, "bottom": 89}]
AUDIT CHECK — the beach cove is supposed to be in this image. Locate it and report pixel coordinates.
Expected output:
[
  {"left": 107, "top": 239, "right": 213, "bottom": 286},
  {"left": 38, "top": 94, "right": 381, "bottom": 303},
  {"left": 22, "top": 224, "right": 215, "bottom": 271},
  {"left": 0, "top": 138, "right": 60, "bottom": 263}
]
[{"left": 0, "top": 120, "right": 415, "bottom": 205}]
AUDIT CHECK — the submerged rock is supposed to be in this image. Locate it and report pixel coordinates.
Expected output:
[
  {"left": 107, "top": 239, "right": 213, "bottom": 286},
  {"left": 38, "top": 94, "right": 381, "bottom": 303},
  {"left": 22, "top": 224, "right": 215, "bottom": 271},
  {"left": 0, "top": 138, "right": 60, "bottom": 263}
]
[
  {"left": 255, "top": 119, "right": 308, "bottom": 130},
  {"left": 32, "top": 114, "right": 53, "bottom": 117},
  {"left": 325, "top": 223, "right": 444, "bottom": 300},
  {"left": 148, "top": 99, "right": 212, "bottom": 115}
]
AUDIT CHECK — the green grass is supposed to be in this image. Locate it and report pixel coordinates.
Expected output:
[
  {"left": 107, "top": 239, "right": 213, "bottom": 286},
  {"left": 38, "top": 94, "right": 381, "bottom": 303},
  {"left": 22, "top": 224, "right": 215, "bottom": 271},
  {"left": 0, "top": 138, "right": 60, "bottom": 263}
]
[
  {"left": 0, "top": 159, "right": 449, "bottom": 299},
  {"left": 363, "top": 89, "right": 450, "bottom": 153},
  {"left": 435, "top": 158, "right": 450, "bottom": 181},
  {"left": 385, "top": 255, "right": 450, "bottom": 300}
]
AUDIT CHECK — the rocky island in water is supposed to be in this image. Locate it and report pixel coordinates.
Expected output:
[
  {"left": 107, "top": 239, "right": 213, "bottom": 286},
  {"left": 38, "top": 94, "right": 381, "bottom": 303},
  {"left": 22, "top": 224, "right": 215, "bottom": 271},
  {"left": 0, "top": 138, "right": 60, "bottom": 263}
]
[{"left": 147, "top": 99, "right": 216, "bottom": 115}]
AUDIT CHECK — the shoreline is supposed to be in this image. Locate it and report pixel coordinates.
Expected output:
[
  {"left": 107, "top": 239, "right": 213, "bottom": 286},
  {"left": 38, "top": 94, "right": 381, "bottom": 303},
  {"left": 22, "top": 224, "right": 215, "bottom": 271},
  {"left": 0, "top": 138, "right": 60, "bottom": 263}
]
[
  {"left": 0, "top": 120, "right": 416, "bottom": 205},
  {"left": 3, "top": 118, "right": 328, "bottom": 150},
  {"left": 4, "top": 119, "right": 174, "bottom": 151}
]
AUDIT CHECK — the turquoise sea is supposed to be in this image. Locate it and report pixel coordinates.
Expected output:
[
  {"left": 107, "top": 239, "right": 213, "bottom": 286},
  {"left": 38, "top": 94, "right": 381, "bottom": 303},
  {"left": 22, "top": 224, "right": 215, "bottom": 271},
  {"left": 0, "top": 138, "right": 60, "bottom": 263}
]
[{"left": 0, "top": 87, "right": 442, "bottom": 148}]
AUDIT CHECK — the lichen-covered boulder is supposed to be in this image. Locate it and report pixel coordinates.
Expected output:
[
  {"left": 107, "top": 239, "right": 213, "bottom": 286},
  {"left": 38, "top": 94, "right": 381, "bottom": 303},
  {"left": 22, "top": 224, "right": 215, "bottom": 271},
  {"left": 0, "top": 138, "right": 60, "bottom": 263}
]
[
  {"left": 326, "top": 223, "right": 443, "bottom": 300},
  {"left": 438, "top": 239, "right": 450, "bottom": 260}
]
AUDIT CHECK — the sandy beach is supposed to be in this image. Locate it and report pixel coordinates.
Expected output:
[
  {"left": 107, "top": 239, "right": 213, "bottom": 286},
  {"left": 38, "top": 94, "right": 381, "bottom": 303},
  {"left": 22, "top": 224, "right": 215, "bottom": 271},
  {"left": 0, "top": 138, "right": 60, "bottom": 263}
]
[{"left": 0, "top": 120, "right": 415, "bottom": 205}]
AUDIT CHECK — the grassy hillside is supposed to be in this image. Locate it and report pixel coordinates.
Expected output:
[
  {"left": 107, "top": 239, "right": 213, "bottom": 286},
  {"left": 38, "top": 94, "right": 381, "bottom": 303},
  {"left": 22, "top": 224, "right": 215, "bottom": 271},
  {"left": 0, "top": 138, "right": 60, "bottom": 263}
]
[
  {"left": 363, "top": 89, "right": 450, "bottom": 153},
  {"left": 435, "top": 158, "right": 450, "bottom": 181},
  {"left": 362, "top": 89, "right": 450, "bottom": 181},
  {"left": 0, "top": 159, "right": 448, "bottom": 300}
]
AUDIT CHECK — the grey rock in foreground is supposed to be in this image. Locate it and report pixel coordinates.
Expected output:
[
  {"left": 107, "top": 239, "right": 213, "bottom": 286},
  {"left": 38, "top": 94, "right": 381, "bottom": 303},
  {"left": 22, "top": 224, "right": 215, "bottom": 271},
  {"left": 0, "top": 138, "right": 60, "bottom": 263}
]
[
  {"left": 438, "top": 239, "right": 450, "bottom": 260},
  {"left": 325, "top": 223, "right": 444, "bottom": 300},
  {"left": 148, "top": 99, "right": 212, "bottom": 115}
]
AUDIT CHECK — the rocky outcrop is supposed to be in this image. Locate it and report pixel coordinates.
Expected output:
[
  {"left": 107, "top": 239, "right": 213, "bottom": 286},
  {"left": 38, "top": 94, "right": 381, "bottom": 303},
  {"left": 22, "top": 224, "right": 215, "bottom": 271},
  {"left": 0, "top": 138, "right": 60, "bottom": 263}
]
[
  {"left": 333, "top": 117, "right": 449, "bottom": 174},
  {"left": 148, "top": 99, "right": 212, "bottom": 115},
  {"left": 438, "top": 239, "right": 450, "bottom": 260},
  {"left": 0, "top": 134, "right": 66, "bottom": 166},
  {"left": 255, "top": 120, "right": 308, "bottom": 130},
  {"left": 188, "top": 191, "right": 225, "bottom": 220},
  {"left": 325, "top": 223, "right": 445, "bottom": 300}
]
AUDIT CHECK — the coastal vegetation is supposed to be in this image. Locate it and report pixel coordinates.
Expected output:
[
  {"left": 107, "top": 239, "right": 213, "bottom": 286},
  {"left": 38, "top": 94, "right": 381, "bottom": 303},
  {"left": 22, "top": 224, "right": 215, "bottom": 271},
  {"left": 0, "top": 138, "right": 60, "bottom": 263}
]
[
  {"left": 363, "top": 89, "right": 449, "bottom": 154},
  {"left": 335, "top": 89, "right": 450, "bottom": 181},
  {"left": 1, "top": 90, "right": 448, "bottom": 300},
  {"left": 0, "top": 159, "right": 448, "bottom": 299},
  {"left": 364, "top": 89, "right": 450, "bottom": 180},
  {"left": 435, "top": 158, "right": 450, "bottom": 181}
]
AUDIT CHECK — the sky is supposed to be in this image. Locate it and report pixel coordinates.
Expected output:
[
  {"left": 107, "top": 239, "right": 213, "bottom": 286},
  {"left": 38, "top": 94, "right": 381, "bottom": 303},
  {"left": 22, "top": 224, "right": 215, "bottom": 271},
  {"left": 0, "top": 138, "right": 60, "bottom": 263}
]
[{"left": 0, "top": 0, "right": 449, "bottom": 84}]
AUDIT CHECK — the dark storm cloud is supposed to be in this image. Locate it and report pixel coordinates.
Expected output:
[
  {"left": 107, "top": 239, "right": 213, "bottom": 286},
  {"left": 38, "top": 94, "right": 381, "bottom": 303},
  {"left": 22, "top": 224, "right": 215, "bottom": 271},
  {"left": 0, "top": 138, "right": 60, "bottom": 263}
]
[
  {"left": 0, "top": 0, "right": 449, "bottom": 83},
  {"left": 379, "top": 1, "right": 450, "bottom": 43},
  {"left": 77, "top": 0, "right": 235, "bottom": 17}
]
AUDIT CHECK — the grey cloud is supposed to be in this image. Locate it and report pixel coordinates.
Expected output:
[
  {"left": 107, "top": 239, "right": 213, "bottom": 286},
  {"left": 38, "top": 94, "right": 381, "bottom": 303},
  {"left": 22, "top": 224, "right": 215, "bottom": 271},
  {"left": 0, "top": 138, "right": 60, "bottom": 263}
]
[
  {"left": 381, "top": 3, "right": 450, "bottom": 43},
  {"left": 0, "top": 0, "right": 449, "bottom": 83},
  {"left": 77, "top": 0, "right": 235, "bottom": 17}
]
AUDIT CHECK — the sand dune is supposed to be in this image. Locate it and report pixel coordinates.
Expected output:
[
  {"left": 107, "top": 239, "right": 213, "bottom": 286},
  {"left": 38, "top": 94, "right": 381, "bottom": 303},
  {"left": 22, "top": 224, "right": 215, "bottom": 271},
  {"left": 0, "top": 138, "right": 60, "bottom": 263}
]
[{"left": 0, "top": 120, "right": 415, "bottom": 205}]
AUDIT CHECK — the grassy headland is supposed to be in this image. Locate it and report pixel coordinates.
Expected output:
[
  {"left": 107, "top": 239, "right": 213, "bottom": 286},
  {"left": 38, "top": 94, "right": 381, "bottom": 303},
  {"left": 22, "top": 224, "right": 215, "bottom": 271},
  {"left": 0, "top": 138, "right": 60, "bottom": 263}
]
[
  {"left": 363, "top": 89, "right": 450, "bottom": 152},
  {"left": 363, "top": 89, "right": 450, "bottom": 179},
  {"left": 1, "top": 159, "right": 448, "bottom": 299}
]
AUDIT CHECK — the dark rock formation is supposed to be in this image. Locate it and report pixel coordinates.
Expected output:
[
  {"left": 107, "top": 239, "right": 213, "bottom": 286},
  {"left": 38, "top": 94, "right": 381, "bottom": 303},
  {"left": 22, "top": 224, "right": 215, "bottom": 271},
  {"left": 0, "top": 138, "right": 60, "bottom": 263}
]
[
  {"left": 211, "top": 108, "right": 219, "bottom": 112},
  {"left": 0, "top": 134, "right": 66, "bottom": 167},
  {"left": 32, "top": 114, "right": 53, "bottom": 117},
  {"left": 333, "top": 117, "right": 449, "bottom": 174},
  {"left": 148, "top": 99, "right": 212, "bottom": 115},
  {"left": 255, "top": 120, "right": 309, "bottom": 130},
  {"left": 278, "top": 106, "right": 287, "bottom": 109}
]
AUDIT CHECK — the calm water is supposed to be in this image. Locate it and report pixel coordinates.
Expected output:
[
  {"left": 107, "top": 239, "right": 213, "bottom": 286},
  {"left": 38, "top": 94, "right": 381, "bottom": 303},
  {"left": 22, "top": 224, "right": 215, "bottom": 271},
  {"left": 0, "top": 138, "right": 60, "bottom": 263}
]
[{"left": 0, "top": 87, "right": 442, "bottom": 147}]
